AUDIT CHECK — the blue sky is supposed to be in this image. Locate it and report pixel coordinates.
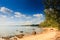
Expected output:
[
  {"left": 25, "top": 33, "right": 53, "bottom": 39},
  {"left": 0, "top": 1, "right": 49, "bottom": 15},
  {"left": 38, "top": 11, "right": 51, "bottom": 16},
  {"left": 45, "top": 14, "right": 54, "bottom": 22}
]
[{"left": 0, "top": 0, "right": 45, "bottom": 25}]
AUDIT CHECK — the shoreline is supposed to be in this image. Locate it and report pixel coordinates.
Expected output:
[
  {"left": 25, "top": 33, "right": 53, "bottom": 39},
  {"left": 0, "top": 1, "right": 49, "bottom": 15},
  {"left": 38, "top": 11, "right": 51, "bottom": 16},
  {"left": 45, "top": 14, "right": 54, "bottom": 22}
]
[{"left": 0, "top": 28, "right": 59, "bottom": 40}]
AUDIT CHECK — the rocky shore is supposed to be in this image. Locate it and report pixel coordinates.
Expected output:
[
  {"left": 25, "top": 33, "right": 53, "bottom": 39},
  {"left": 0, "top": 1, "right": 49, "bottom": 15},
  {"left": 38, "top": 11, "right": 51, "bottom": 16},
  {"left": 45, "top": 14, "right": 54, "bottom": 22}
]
[{"left": 0, "top": 28, "right": 60, "bottom": 40}]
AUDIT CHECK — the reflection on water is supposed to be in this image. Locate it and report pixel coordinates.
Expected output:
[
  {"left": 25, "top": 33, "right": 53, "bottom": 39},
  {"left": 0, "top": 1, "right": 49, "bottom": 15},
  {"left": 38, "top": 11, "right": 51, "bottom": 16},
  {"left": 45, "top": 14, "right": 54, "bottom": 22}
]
[{"left": 0, "top": 25, "right": 41, "bottom": 37}]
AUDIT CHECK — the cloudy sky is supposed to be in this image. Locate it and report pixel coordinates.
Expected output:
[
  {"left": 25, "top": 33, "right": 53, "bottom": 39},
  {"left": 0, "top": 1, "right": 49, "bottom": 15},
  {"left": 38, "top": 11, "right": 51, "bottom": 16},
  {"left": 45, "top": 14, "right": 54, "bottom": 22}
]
[{"left": 0, "top": 0, "right": 44, "bottom": 25}]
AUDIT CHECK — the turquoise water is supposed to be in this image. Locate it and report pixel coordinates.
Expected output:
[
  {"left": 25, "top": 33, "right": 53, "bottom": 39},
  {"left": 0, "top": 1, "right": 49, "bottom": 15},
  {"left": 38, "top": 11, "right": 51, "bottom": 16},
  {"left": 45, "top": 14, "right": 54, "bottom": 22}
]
[{"left": 0, "top": 25, "right": 41, "bottom": 37}]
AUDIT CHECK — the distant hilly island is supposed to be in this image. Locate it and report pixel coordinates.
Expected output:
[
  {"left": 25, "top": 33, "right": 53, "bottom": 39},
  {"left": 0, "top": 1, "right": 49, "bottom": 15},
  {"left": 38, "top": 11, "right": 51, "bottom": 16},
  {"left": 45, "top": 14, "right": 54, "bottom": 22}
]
[{"left": 21, "top": 24, "right": 39, "bottom": 26}]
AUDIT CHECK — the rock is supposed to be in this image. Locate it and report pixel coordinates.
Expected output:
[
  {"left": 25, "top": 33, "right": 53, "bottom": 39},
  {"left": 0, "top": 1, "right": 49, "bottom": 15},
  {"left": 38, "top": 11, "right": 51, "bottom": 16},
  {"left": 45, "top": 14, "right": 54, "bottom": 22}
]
[
  {"left": 13, "top": 38, "right": 17, "bottom": 40},
  {"left": 32, "top": 31, "right": 36, "bottom": 35},
  {"left": 15, "top": 34, "right": 24, "bottom": 38},
  {"left": 2, "top": 37, "right": 10, "bottom": 40},
  {"left": 20, "top": 31, "right": 23, "bottom": 33}
]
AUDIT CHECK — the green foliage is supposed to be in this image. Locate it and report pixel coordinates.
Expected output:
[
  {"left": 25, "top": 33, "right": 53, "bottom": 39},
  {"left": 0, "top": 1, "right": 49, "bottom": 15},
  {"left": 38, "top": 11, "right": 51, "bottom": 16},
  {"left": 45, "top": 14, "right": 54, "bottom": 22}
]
[
  {"left": 40, "top": 0, "right": 60, "bottom": 30},
  {"left": 40, "top": 19, "right": 59, "bottom": 28}
]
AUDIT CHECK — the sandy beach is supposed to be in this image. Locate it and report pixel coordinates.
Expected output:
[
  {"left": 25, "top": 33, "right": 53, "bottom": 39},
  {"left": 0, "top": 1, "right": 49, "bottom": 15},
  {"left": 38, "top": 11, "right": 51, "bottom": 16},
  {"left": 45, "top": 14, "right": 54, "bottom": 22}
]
[
  {"left": 17, "top": 30, "right": 56, "bottom": 40},
  {"left": 0, "top": 28, "right": 59, "bottom": 40}
]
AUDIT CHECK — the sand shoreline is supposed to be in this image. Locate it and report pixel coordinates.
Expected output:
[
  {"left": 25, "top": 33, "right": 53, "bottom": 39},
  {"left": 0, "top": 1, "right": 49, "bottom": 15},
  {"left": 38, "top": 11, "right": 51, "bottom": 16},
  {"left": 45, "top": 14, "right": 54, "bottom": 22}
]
[{"left": 0, "top": 28, "right": 59, "bottom": 40}]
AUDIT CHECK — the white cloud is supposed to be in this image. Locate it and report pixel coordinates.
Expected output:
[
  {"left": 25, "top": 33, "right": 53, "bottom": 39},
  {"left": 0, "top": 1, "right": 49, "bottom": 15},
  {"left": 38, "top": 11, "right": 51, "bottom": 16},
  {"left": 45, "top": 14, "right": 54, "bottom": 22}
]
[
  {"left": 0, "top": 7, "right": 44, "bottom": 25},
  {"left": 33, "top": 14, "right": 43, "bottom": 17},
  {"left": 0, "top": 7, "right": 13, "bottom": 14},
  {"left": 14, "top": 12, "right": 26, "bottom": 18}
]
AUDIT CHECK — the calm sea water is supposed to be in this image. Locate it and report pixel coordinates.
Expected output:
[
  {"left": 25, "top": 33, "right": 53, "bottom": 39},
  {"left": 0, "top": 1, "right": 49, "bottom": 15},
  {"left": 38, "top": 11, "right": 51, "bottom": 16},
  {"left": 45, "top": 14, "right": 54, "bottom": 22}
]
[{"left": 0, "top": 25, "right": 42, "bottom": 37}]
